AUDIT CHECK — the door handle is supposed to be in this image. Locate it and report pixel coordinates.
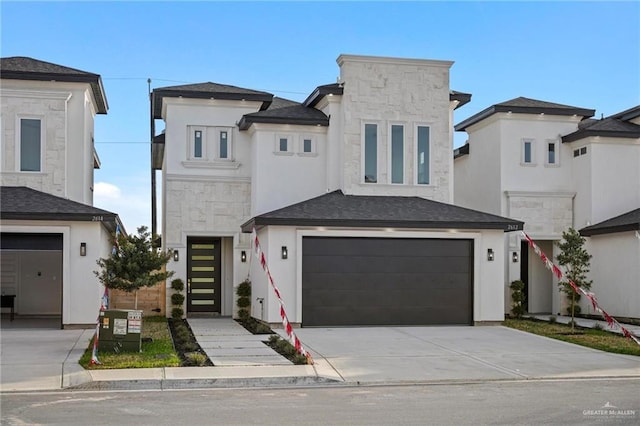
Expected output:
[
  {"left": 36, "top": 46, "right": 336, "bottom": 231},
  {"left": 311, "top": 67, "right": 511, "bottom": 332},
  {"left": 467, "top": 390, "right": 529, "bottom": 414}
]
[{"left": 187, "top": 279, "right": 191, "bottom": 293}]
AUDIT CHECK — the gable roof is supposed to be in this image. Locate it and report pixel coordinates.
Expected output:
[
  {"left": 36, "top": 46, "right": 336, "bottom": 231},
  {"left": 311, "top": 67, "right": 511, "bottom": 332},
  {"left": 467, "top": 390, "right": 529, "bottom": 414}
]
[
  {"left": 561, "top": 117, "right": 640, "bottom": 142},
  {"left": 0, "top": 56, "right": 108, "bottom": 114},
  {"left": 580, "top": 208, "right": 640, "bottom": 237},
  {"left": 455, "top": 97, "right": 595, "bottom": 131},
  {"left": 152, "top": 82, "right": 273, "bottom": 118},
  {"left": 303, "top": 83, "right": 345, "bottom": 108},
  {"left": 0, "top": 186, "right": 122, "bottom": 232},
  {"left": 241, "top": 190, "right": 523, "bottom": 232}
]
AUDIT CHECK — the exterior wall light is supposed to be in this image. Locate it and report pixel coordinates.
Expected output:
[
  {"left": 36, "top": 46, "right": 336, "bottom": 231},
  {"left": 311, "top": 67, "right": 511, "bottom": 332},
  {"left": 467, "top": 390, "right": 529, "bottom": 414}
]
[
  {"left": 80, "top": 242, "right": 87, "bottom": 256},
  {"left": 487, "top": 248, "right": 494, "bottom": 261},
  {"left": 512, "top": 251, "right": 519, "bottom": 263},
  {"left": 173, "top": 249, "right": 179, "bottom": 262},
  {"left": 241, "top": 251, "right": 247, "bottom": 262},
  {"left": 281, "top": 246, "right": 288, "bottom": 260}
]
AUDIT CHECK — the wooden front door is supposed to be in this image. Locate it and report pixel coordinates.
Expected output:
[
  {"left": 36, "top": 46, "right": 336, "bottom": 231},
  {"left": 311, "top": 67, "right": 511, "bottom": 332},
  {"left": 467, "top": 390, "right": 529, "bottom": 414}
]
[{"left": 187, "top": 238, "right": 221, "bottom": 313}]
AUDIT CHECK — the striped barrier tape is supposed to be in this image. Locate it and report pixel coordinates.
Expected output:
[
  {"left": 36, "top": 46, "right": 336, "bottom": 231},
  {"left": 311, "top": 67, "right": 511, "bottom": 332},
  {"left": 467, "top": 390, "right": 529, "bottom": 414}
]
[
  {"left": 251, "top": 229, "right": 313, "bottom": 364},
  {"left": 522, "top": 231, "right": 640, "bottom": 346}
]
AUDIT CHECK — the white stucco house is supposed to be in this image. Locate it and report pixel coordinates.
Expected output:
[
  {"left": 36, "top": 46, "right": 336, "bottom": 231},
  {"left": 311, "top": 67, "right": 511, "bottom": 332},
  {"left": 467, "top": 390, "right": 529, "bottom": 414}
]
[
  {"left": 454, "top": 99, "right": 640, "bottom": 319},
  {"left": 0, "top": 57, "right": 123, "bottom": 328},
  {"left": 153, "top": 54, "right": 523, "bottom": 327}
]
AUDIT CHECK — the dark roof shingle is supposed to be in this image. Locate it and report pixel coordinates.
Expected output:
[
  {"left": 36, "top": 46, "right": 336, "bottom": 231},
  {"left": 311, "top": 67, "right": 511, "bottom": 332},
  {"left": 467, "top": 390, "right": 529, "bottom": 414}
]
[
  {"left": 241, "top": 190, "right": 523, "bottom": 232},
  {"left": 0, "top": 56, "right": 108, "bottom": 114},
  {"left": 1, "top": 186, "right": 120, "bottom": 231},
  {"left": 152, "top": 82, "right": 273, "bottom": 118},
  {"left": 580, "top": 208, "right": 640, "bottom": 236},
  {"left": 455, "top": 97, "right": 594, "bottom": 131},
  {"left": 562, "top": 117, "right": 640, "bottom": 143}
]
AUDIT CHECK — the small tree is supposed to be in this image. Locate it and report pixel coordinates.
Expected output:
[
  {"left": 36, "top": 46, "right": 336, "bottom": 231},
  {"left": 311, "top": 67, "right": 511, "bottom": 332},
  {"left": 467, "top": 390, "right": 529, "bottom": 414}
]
[
  {"left": 509, "top": 280, "right": 526, "bottom": 319},
  {"left": 96, "top": 226, "right": 174, "bottom": 309},
  {"left": 556, "top": 227, "right": 592, "bottom": 332}
]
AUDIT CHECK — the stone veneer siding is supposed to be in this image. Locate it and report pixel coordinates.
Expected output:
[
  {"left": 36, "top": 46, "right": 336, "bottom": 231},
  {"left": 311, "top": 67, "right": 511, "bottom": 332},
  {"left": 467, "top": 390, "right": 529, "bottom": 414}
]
[
  {"left": 164, "top": 178, "right": 251, "bottom": 245},
  {"left": 338, "top": 55, "right": 453, "bottom": 202},
  {"left": 1, "top": 93, "right": 68, "bottom": 198},
  {"left": 508, "top": 193, "right": 573, "bottom": 237}
]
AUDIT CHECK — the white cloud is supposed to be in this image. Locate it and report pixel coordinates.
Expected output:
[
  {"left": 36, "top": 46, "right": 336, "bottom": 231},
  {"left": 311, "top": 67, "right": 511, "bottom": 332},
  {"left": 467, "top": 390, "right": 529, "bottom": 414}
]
[{"left": 94, "top": 181, "right": 122, "bottom": 199}]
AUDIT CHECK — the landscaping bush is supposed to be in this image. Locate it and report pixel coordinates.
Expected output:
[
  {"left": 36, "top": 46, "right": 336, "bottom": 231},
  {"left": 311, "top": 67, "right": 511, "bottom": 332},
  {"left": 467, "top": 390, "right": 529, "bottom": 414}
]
[
  {"left": 171, "top": 278, "right": 185, "bottom": 292},
  {"left": 509, "top": 280, "right": 526, "bottom": 319},
  {"left": 171, "top": 293, "right": 185, "bottom": 306},
  {"left": 171, "top": 307, "right": 184, "bottom": 319}
]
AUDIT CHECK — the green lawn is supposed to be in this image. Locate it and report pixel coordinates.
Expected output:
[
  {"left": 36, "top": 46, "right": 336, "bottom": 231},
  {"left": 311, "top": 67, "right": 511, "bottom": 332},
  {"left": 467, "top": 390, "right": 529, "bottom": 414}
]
[
  {"left": 504, "top": 318, "right": 640, "bottom": 357},
  {"left": 79, "top": 316, "right": 181, "bottom": 369}
]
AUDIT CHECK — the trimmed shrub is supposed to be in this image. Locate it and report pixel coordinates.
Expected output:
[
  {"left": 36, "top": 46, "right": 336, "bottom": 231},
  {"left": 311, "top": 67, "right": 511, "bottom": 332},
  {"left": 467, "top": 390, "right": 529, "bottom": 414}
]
[
  {"left": 171, "top": 307, "right": 184, "bottom": 319},
  {"left": 171, "top": 278, "right": 185, "bottom": 292},
  {"left": 171, "top": 293, "right": 185, "bottom": 306}
]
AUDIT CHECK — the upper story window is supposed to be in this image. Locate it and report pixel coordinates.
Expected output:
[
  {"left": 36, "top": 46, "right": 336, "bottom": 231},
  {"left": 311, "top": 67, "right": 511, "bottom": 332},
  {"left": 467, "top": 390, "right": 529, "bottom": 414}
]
[
  {"left": 390, "top": 124, "right": 404, "bottom": 184},
  {"left": 187, "top": 126, "right": 234, "bottom": 162},
  {"left": 193, "top": 129, "right": 204, "bottom": 159},
  {"left": 19, "top": 118, "right": 42, "bottom": 172},
  {"left": 573, "top": 146, "right": 588, "bottom": 157},
  {"left": 364, "top": 123, "right": 378, "bottom": 183},
  {"left": 297, "top": 135, "right": 318, "bottom": 157},
  {"left": 219, "top": 131, "right": 229, "bottom": 159},
  {"left": 303, "top": 138, "right": 312, "bottom": 153},
  {"left": 416, "top": 125, "right": 430, "bottom": 185},
  {"left": 546, "top": 139, "right": 559, "bottom": 166},
  {"left": 274, "top": 134, "right": 294, "bottom": 156},
  {"left": 521, "top": 138, "right": 535, "bottom": 166},
  {"left": 279, "top": 137, "right": 288, "bottom": 152}
]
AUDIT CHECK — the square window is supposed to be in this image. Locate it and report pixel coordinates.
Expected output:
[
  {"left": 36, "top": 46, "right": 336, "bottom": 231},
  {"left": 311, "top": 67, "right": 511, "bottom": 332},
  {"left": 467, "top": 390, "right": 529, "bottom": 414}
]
[
  {"left": 580, "top": 146, "right": 587, "bottom": 155},
  {"left": 20, "top": 118, "right": 41, "bottom": 171},
  {"left": 573, "top": 149, "right": 580, "bottom": 157}
]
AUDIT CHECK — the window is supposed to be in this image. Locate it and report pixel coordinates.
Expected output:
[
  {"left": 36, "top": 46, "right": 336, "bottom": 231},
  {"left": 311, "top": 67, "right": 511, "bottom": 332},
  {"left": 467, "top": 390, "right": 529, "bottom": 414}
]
[
  {"left": 546, "top": 140, "right": 559, "bottom": 165},
  {"left": 219, "top": 131, "right": 228, "bottom": 159},
  {"left": 303, "top": 138, "right": 312, "bottom": 153},
  {"left": 193, "top": 130, "right": 203, "bottom": 158},
  {"left": 20, "top": 118, "right": 42, "bottom": 171},
  {"left": 391, "top": 124, "right": 404, "bottom": 184},
  {"left": 574, "top": 146, "right": 588, "bottom": 157},
  {"left": 279, "top": 137, "right": 288, "bottom": 152},
  {"left": 364, "top": 123, "right": 377, "bottom": 183},
  {"left": 522, "top": 139, "right": 535, "bottom": 165},
  {"left": 416, "top": 126, "right": 430, "bottom": 184}
]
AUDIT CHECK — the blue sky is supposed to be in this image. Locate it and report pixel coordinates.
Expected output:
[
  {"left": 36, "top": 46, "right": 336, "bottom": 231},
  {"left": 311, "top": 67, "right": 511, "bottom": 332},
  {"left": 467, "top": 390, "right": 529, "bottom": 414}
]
[{"left": 2, "top": 1, "right": 638, "bottom": 232}]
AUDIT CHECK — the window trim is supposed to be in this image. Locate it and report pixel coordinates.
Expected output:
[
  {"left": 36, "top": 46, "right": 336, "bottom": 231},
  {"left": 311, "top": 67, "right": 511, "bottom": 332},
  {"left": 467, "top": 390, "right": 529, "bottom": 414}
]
[
  {"left": 297, "top": 135, "right": 318, "bottom": 157},
  {"left": 16, "top": 115, "right": 45, "bottom": 173},
  {"left": 545, "top": 139, "right": 559, "bottom": 167},
  {"left": 362, "top": 121, "right": 379, "bottom": 183},
  {"left": 188, "top": 126, "right": 207, "bottom": 161},
  {"left": 521, "top": 138, "right": 536, "bottom": 166},
  {"left": 274, "top": 134, "right": 294, "bottom": 156},
  {"left": 415, "top": 123, "right": 431, "bottom": 185},
  {"left": 389, "top": 122, "right": 405, "bottom": 184}
]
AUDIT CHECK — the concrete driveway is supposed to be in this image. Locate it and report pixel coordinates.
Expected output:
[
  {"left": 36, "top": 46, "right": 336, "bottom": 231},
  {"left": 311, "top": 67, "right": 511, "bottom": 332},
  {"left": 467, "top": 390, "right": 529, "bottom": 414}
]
[{"left": 290, "top": 326, "right": 640, "bottom": 383}]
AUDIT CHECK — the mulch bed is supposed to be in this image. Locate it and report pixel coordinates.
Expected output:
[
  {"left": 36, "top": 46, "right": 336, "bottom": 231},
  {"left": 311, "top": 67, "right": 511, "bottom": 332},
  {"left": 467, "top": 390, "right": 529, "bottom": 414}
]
[{"left": 167, "top": 318, "right": 214, "bottom": 366}]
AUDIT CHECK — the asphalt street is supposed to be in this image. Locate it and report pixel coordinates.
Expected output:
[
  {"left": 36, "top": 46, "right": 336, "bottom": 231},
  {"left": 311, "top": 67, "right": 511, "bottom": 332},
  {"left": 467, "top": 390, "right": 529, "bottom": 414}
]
[{"left": 2, "top": 378, "right": 639, "bottom": 425}]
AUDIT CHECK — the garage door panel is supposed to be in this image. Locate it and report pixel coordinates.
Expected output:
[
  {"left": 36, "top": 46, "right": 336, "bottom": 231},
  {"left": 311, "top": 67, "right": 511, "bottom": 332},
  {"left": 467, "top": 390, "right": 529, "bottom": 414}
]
[
  {"left": 303, "top": 256, "right": 470, "bottom": 274},
  {"left": 302, "top": 237, "right": 473, "bottom": 326}
]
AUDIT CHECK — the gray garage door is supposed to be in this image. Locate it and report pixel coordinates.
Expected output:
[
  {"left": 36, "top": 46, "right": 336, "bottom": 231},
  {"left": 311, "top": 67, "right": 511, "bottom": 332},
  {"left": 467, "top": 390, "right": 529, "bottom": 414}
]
[{"left": 302, "top": 237, "right": 473, "bottom": 326}]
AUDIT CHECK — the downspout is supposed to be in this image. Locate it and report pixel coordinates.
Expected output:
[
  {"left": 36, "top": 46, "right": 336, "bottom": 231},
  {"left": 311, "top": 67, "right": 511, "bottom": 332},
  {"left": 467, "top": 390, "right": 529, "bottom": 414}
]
[{"left": 149, "top": 79, "right": 157, "bottom": 240}]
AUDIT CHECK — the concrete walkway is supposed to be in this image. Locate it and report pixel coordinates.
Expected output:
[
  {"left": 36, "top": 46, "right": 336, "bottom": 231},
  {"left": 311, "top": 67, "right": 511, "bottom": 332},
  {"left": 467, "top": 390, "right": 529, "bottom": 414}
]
[{"left": 1, "top": 316, "right": 639, "bottom": 392}]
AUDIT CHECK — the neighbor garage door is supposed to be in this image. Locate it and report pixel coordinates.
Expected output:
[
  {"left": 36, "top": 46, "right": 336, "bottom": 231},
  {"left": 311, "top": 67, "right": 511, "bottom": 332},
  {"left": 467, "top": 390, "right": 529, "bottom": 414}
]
[{"left": 302, "top": 237, "right": 473, "bottom": 326}]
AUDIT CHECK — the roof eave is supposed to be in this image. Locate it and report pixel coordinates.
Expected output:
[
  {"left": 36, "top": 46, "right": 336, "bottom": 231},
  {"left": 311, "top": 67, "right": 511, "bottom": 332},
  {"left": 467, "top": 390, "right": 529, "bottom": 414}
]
[
  {"left": 239, "top": 116, "right": 329, "bottom": 131},
  {"left": 456, "top": 105, "right": 595, "bottom": 132},
  {"left": 242, "top": 217, "right": 523, "bottom": 233},
  {"left": 152, "top": 90, "right": 273, "bottom": 119},
  {"left": 580, "top": 223, "right": 640, "bottom": 237},
  {"left": 562, "top": 129, "right": 640, "bottom": 143}
]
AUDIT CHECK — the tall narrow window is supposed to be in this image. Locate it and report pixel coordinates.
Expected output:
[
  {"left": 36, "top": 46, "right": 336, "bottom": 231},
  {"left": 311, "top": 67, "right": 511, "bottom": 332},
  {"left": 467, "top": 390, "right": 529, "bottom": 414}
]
[
  {"left": 20, "top": 118, "right": 41, "bottom": 171},
  {"left": 522, "top": 139, "right": 534, "bottom": 164},
  {"left": 391, "top": 125, "right": 404, "bottom": 184},
  {"left": 219, "top": 131, "right": 228, "bottom": 159},
  {"left": 547, "top": 141, "right": 557, "bottom": 165},
  {"left": 194, "top": 130, "right": 203, "bottom": 158},
  {"left": 364, "top": 124, "right": 377, "bottom": 183},
  {"left": 417, "top": 126, "right": 430, "bottom": 184}
]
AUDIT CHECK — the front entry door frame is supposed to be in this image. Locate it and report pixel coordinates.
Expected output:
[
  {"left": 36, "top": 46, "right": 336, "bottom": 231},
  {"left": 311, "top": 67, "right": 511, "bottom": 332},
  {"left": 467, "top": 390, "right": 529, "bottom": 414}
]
[{"left": 187, "top": 237, "right": 222, "bottom": 314}]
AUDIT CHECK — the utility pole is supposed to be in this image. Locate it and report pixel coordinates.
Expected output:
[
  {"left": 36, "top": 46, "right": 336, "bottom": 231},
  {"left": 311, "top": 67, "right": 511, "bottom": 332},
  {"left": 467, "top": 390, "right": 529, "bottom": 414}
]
[{"left": 149, "top": 78, "right": 157, "bottom": 242}]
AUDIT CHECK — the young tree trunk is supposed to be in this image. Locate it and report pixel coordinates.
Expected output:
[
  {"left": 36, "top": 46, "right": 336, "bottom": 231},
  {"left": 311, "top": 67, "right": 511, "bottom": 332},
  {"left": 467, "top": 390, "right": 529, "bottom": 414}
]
[
  {"left": 134, "top": 290, "right": 138, "bottom": 310},
  {"left": 571, "top": 291, "right": 575, "bottom": 333}
]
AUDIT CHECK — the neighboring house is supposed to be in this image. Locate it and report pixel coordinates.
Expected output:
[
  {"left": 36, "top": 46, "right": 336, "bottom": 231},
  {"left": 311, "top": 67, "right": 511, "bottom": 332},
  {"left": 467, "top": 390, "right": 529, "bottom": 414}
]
[
  {"left": 0, "top": 57, "right": 122, "bottom": 327},
  {"left": 454, "top": 98, "right": 640, "bottom": 318},
  {"left": 153, "top": 54, "right": 523, "bottom": 327}
]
